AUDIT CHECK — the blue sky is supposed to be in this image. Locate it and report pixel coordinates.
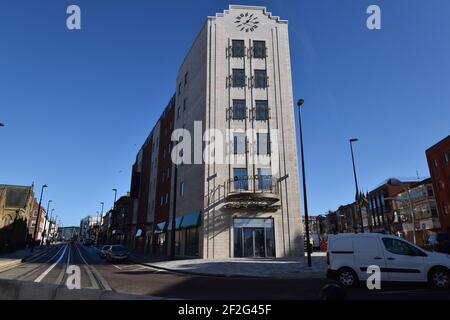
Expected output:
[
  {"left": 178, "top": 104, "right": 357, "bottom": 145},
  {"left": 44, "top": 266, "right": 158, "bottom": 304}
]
[{"left": 1, "top": 0, "right": 449, "bottom": 226}]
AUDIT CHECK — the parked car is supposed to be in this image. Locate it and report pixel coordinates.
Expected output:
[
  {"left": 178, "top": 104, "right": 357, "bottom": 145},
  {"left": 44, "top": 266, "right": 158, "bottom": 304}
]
[
  {"left": 106, "top": 245, "right": 130, "bottom": 262},
  {"left": 98, "top": 245, "right": 111, "bottom": 259},
  {"left": 426, "top": 232, "right": 450, "bottom": 254},
  {"left": 327, "top": 233, "right": 450, "bottom": 289}
]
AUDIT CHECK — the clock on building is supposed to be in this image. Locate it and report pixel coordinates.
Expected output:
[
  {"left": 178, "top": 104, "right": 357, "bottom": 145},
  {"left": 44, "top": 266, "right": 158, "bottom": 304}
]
[{"left": 234, "top": 12, "right": 259, "bottom": 32}]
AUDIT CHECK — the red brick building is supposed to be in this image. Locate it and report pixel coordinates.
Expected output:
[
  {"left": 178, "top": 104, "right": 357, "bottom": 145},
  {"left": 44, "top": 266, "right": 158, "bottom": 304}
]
[{"left": 426, "top": 135, "right": 450, "bottom": 232}]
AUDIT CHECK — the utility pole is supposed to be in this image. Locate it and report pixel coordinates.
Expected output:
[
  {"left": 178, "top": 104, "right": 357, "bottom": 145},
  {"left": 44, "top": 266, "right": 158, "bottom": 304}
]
[{"left": 31, "top": 184, "right": 47, "bottom": 252}]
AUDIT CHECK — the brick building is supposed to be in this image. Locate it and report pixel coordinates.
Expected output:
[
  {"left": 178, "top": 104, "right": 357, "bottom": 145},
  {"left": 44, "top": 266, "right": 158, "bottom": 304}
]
[{"left": 426, "top": 135, "right": 450, "bottom": 232}]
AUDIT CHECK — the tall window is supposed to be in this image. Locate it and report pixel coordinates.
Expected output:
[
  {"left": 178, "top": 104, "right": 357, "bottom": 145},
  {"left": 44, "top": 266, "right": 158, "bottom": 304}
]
[
  {"left": 253, "top": 41, "right": 266, "bottom": 58},
  {"left": 232, "top": 69, "right": 246, "bottom": 88},
  {"left": 232, "top": 40, "right": 245, "bottom": 58},
  {"left": 183, "top": 98, "right": 187, "bottom": 111},
  {"left": 180, "top": 182, "right": 184, "bottom": 197},
  {"left": 255, "top": 100, "right": 269, "bottom": 120},
  {"left": 254, "top": 70, "right": 267, "bottom": 88},
  {"left": 184, "top": 72, "right": 188, "bottom": 86},
  {"left": 178, "top": 82, "right": 182, "bottom": 95},
  {"left": 233, "top": 168, "right": 248, "bottom": 191},
  {"left": 233, "top": 133, "right": 246, "bottom": 154},
  {"left": 445, "top": 152, "right": 449, "bottom": 163},
  {"left": 232, "top": 100, "right": 246, "bottom": 120},
  {"left": 258, "top": 168, "right": 272, "bottom": 190},
  {"left": 257, "top": 133, "right": 270, "bottom": 155}
]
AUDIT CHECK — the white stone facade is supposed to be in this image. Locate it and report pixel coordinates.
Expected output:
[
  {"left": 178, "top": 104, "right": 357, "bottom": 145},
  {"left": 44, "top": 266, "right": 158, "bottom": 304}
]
[{"left": 173, "top": 6, "right": 304, "bottom": 259}]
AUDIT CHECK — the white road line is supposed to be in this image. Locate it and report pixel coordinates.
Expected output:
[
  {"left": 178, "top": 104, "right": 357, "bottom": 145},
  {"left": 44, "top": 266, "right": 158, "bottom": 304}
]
[
  {"left": 83, "top": 265, "right": 99, "bottom": 290},
  {"left": 113, "top": 265, "right": 122, "bottom": 270},
  {"left": 34, "top": 244, "right": 68, "bottom": 283},
  {"left": 74, "top": 243, "right": 112, "bottom": 291}
]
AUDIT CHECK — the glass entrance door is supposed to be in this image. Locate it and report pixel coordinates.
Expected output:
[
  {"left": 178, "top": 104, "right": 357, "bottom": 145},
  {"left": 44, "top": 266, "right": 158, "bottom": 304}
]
[
  {"left": 242, "top": 228, "right": 265, "bottom": 258},
  {"left": 234, "top": 218, "right": 275, "bottom": 258}
]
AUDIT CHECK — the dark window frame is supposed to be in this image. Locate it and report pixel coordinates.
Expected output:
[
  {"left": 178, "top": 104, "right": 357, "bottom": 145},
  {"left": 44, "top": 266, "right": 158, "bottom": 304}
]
[
  {"left": 254, "top": 70, "right": 267, "bottom": 88},
  {"left": 232, "top": 99, "right": 246, "bottom": 120},
  {"left": 255, "top": 100, "right": 269, "bottom": 120},
  {"left": 232, "top": 69, "right": 246, "bottom": 88},
  {"left": 231, "top": 40, "right": 245, "bottom": 58},
  {"left": 253, "top": 41, "right": 266, "bottom": 59}
]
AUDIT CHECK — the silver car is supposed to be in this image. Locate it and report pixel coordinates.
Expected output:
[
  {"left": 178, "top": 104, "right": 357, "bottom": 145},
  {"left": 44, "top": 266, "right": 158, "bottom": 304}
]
[{"left": 106, "top": 245, "right": 130, "bottom": 262}]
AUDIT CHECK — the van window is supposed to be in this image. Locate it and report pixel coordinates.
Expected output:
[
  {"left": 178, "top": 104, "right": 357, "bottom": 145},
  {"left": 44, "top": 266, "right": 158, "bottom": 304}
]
[
  {"left": 382, "top": 238, "right": 425, "bottom": 256},
  {"left": 354, "top": 237, "right": 382, "bottom": 254}
]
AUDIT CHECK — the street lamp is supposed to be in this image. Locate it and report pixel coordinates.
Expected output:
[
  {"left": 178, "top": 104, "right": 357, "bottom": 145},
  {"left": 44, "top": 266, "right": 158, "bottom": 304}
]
[
  {"left": 297, "top": 99, "right": 312, "bottom": 267},
  {"left": 349, "top": 138, "right": 364, "bottom": 233},
  {"left": 112, "top": 189, "right": 117, "bottom": 210},
  {"left": 31, "top": 184, "right": 47, "bottom": 252},
  {"left": 41, "top": 199, "right": 52, "bottom": 246}
]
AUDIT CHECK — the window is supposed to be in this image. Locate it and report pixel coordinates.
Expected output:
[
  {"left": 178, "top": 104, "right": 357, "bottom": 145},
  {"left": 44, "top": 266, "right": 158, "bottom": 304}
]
[
  {"left": 165, "top": 194, "right": 169, "bottom": 204},
  {"left": 232, "top": 69, "right": 246, "bottom": 88},
  {"left": 254, "top": 70, "right": 267, "bottom": 88},
  {"left": 382, "top": 238, "right": 425, "bottom": 256},
  {"left": 444, "top": 203, "right": 449, "bottom": 215},
  {"left": 433, "top": 159, "right": 438, "bottom": 168},
  {"left": 184, "top": 72, "right": 188, "bottom": 86},
  {"left": 233, "top": 133, "right": 246, "bottom": 154},
  {"left": 180, "top": 182, "right": 184, "bottom": 197},
  {"left": 233, "top": 168, "right": 248, "bottom": 190},
  {"left": 160, "top": 196, "right": 164, "bottom": 206},
  {"left": 232, "top": 40, "right": 245, "bottom": 58},
  {"left": 232, "top": 100, "right": 246, "bottom": 120},
  {"left": 183, "top": 98, "right": 187, "bottom": 111},
  {"left": 257, "top": 133, "right": 270, "bottom": 155},
  {"left": 178, "top": 82, "right": 182, "bottom": 96},
  {"left": 255, "top": 100, "right": 269, "bottom": 120},
  {"left": 253, "top": 41, "right": 266, "bottom": 58},
  {"left": 177, "top": 107, "right": 181, "bottom": 119},
  {"left": 258, "top": 168, "right": 272, "bottom": 190},
  {"left": 445, "top": 152, "right": 449, "bottom": 163}
]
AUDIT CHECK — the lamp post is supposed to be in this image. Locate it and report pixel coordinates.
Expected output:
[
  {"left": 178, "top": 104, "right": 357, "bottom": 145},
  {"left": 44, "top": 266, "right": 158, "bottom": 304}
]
[
  {"left": 41, "top": 200, "right": 52, "bottom": 246},
  {"left": 112, "top": 189, "right": 117, "bottom": 210},
  {"left": 31, "top": 184, "right": 47, "bottom": 252},
  {"left": 349, "top": 138, "right": 364, "bottom": 233},
  {"left": 99, "top": 202, "right": 104, "bottom": 245},
  {"left": 297, "top": 99, "right": 312, "bottom": 267}
]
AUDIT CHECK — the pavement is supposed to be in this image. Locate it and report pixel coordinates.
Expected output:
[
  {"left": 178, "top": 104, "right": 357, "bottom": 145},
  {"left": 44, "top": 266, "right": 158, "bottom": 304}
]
[{"left": 130, "top": 252, "right": 328, "bottom": 278}]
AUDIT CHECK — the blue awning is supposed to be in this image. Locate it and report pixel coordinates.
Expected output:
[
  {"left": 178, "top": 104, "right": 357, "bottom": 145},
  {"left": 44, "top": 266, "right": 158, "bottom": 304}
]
[
  {"left": 167, "top": 216, "right": 184, "bottom": 231},
  {"left": 180, "top": 212, "right": 201, "bottom": 229},
  {"left": 154, "top": 222, "right": 167, "bottom": 234}
]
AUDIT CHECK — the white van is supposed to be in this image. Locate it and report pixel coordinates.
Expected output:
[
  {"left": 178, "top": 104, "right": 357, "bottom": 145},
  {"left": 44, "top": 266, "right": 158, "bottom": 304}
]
[{"left": 327, "top": 233, "right": 450, "bottom": 289}]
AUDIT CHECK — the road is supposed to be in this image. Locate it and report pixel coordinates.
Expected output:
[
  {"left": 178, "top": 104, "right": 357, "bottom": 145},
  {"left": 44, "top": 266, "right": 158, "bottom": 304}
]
[{"left": 0, "top": 243, "right": 449, "bottom": 300}]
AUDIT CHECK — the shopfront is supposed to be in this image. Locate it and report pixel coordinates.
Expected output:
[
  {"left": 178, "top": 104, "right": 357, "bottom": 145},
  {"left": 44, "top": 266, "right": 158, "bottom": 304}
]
[{"left": 233, "top": 218, "right": 275, "bottom": 258}]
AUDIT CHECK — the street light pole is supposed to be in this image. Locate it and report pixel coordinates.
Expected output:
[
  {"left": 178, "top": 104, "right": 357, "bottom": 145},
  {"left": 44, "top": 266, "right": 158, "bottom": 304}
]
[
  {"left": 31, "top": 184, "right": 47, "bottom": 252},
  {"left": 41, "top": 200, "right": 52, "bottom": 246},
  {"left": 349, "top": 139, "right": 364, "bottom": 233},
  {"left": 297, "top": 99, "right": 312, "bottom": 267}
]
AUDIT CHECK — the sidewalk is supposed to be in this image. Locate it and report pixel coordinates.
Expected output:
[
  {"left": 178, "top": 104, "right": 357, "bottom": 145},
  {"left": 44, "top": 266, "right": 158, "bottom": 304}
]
[
  {"left": 0, "top": 247, "right": 51, "bottom": 271},
  {"left": 130, "top": 252, "right": 328, "bottom": 279}
]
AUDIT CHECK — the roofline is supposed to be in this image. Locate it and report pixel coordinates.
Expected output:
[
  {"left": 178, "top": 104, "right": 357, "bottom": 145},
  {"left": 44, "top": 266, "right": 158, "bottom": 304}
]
[
  {"left": 209, "top": 5, "right": 288, "bottom": 24},
  {"left": 426, "top": 135, "right": 450, "bottom": 153}
]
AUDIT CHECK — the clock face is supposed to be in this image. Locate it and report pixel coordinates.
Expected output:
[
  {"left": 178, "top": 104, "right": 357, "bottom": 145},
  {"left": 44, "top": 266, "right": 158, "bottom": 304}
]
[{"left": 234, "top": 12, "right": 259, "bottom": 32}]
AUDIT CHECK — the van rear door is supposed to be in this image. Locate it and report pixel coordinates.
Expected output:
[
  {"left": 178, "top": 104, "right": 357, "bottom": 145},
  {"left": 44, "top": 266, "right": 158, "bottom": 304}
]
[{"left": 353, "top": 236, "right": 389, "bottom": 281}]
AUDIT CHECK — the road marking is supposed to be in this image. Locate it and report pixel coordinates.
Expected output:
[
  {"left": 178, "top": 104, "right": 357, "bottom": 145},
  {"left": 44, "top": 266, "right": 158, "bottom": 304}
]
[
  {"left": 74, "top": 243, "right": 112, "bottom": 291},
  {"left": 83, "top": 265, "right": 99, "bottom": 290},
  {"left": 34, "top": 244, "right": 68, "bottom": 283}
]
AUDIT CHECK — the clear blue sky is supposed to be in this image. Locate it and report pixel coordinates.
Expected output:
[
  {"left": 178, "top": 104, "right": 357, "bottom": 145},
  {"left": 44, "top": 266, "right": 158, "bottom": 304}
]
[{"left": 1, "top": 0, "right": 449, "bottom": 226}]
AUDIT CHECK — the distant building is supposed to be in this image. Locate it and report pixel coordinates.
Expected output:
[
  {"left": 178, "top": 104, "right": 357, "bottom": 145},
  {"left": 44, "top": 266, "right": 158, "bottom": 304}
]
[
  {"left": 426, "top": 135, "right": 450, "bottom": 232},
  {"left": 29, "top": 199, "right": 48, "bottom": 242},
  {"left": 79, "top": 216, "right": 100, "bottom": 240},
  {"left": 392, "top": 178, "right": 440, "bottom": 245},
  {"left": 58, "top": 226, "right": 80, "bottom": 241},
  {"left": 0, "top": 184, "right": 35, "bottom": 252}
]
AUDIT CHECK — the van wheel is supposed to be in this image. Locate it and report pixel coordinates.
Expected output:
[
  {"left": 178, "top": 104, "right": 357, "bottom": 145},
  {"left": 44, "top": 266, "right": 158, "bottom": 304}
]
[
  {"left": 429, "top": 268, "right": 450, "bottom": 289},
  {"left": 337, "top": 268, "right": 358, "bottom": 288}
]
